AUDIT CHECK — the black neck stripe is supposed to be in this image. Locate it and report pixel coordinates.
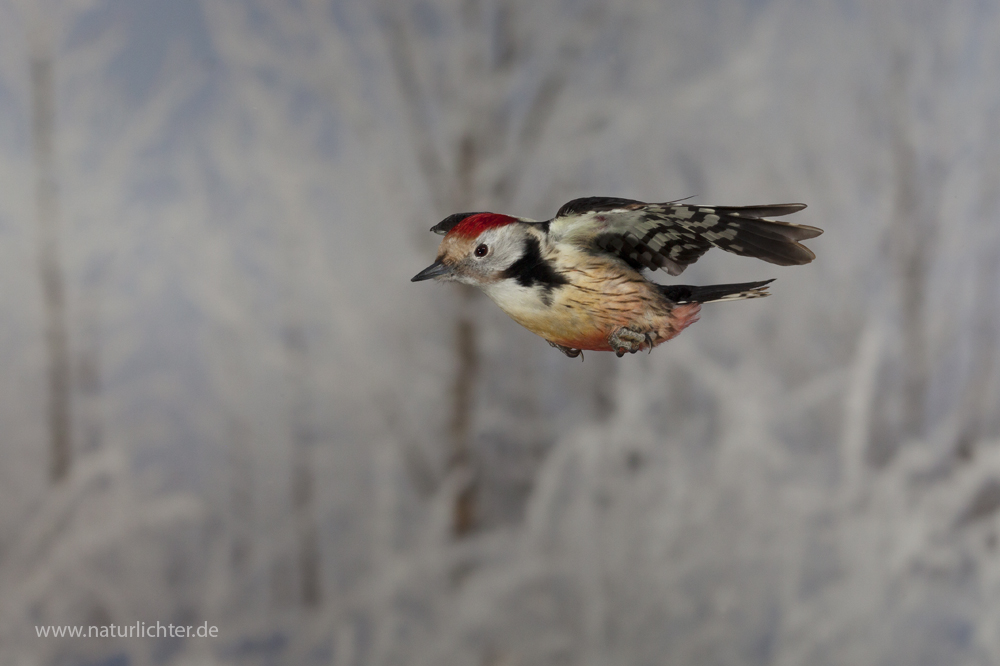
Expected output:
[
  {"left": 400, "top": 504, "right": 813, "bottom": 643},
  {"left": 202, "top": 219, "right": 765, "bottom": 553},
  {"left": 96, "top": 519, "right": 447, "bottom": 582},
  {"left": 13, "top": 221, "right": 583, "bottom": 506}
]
[{"left": 501, "top": 237, "right": 568, "bottom": 303}]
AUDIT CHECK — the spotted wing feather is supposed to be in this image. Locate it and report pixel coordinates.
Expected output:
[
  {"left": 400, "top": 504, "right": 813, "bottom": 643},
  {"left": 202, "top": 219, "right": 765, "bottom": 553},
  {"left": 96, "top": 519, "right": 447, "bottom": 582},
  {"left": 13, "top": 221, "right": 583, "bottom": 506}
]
[{"left": 550, "top": 197, "right": 821, "bottom": 275}]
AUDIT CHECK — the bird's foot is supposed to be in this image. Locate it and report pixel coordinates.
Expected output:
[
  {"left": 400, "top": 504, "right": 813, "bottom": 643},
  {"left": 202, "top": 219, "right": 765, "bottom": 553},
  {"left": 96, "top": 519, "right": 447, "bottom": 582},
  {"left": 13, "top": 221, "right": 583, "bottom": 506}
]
[
  {"left": 609, "top": 327, "right": 655, "bottom": 357},
  {"left": 548, "top": 341, "right": 584, "bottom": 361}
]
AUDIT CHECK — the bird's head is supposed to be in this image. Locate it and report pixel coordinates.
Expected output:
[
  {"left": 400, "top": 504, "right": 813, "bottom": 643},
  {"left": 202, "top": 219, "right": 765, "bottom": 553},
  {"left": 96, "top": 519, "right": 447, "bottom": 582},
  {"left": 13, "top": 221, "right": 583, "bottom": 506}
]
[{"left": 411, "top": 212, "right": 527, "bottom": 287}]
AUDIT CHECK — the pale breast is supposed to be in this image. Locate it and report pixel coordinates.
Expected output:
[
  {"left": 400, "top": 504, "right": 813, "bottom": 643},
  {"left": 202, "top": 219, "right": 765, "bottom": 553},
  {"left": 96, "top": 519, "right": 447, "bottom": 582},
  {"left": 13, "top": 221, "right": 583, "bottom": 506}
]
[{"left": 483, "top": 248, "right": 668, "bottom": 350}]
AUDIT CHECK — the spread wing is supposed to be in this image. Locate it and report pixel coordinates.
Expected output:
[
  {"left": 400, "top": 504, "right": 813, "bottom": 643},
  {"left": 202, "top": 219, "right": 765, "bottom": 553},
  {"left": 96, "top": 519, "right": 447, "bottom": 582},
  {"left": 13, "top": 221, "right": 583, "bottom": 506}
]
[{"left": 549, "top": 196, "right": 822, "bottom": 275}]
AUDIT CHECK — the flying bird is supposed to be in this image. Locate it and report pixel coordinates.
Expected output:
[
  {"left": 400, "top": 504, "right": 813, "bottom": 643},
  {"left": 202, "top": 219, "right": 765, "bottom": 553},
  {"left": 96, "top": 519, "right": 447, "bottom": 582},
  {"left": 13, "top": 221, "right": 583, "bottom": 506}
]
[{"left": 412, "top": 197, "right": 822, "bottom": 358}]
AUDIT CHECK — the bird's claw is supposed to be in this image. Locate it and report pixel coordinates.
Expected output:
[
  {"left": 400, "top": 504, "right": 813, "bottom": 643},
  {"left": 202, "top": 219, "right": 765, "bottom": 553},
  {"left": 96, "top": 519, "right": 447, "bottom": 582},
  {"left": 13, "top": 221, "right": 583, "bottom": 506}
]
[
  {"left": 609, "top": 327, "right": 654, "bottom": 357},
  {"left": 548, "top": 341, "right": 585, "bottom": 361}
]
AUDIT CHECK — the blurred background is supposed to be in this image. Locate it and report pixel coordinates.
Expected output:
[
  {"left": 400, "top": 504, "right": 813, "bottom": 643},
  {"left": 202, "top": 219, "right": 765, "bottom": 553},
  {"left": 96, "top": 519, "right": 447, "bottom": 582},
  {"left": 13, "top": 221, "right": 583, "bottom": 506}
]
[{"left": 2, "top": 0, "right": 1000, "bottom": 664}]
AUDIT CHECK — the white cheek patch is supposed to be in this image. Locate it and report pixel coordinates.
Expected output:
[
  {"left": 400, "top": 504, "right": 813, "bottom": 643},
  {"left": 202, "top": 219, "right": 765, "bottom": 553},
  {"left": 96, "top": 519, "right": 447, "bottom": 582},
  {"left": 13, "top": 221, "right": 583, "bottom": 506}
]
[
  {"left": 484, "top": 278, "right": 549, "bottom": 313},
  {"left": 484, "top": 229, "right": 528, "bottom": 272}
]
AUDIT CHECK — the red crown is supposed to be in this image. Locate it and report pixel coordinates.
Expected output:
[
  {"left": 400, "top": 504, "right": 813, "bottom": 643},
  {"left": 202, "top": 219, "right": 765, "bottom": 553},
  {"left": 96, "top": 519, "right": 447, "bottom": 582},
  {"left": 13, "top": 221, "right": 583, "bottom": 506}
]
[{"left": 447, "top": 212, "right": 517, "bottom": 239}]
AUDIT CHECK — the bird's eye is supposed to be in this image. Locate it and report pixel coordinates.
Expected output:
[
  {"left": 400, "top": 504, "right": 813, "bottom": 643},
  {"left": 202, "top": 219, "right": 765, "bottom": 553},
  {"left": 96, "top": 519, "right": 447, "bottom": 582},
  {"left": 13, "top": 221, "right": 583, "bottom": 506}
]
[{"left": 474, "top": 243, "right": 489, "bottom": 257}]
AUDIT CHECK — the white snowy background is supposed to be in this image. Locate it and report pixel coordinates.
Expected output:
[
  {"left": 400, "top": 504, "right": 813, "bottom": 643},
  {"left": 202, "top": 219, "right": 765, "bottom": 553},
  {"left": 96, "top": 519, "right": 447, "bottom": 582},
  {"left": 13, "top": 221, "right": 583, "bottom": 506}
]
[{"left": 1, "top": 0, "right": 1000, "bottom": 664}]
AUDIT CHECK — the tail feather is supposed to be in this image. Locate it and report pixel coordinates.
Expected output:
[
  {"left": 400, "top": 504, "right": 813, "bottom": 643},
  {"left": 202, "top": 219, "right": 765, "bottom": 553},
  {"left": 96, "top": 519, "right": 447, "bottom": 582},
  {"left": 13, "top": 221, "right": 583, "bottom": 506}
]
[{"left": 659, "top": 279, "right": 774, "bottom": 304}]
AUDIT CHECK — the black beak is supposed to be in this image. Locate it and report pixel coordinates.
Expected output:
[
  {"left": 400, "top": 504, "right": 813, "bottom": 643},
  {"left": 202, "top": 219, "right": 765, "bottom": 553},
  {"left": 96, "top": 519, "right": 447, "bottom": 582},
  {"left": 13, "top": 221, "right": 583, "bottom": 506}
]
[{"left": 411, "top": 260, "right": 451, "bottom": 282}]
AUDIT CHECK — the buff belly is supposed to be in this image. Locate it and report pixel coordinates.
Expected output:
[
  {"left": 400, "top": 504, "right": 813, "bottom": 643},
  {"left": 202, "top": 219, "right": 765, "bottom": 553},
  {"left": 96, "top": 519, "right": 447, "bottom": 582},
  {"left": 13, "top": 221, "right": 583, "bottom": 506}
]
[
  {"left": 485, "top": 270, "right": 701, "bottom": 352},
  {"left": 512, "top": 300, "right": 702, "bottom": 352}
]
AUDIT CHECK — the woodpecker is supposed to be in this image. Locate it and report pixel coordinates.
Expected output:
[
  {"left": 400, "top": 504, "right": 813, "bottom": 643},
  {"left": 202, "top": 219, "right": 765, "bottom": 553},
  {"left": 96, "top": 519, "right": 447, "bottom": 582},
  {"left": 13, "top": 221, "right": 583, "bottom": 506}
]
[{"left": 412, "top": 197, "right": 822, "bottom": 358}]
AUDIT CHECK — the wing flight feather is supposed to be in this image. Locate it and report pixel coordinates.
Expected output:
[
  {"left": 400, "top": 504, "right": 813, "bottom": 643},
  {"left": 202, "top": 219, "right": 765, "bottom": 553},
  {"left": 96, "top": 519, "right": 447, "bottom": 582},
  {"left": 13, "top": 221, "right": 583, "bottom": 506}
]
[{"left": 549, "top": 197, "right": 821, "bottom": 275}]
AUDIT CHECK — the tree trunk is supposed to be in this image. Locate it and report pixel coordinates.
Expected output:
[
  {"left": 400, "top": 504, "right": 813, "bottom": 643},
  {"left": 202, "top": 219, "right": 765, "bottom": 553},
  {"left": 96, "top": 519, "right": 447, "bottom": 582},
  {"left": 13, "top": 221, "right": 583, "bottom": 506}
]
[{"left": 30, "top": 50, "right": 72, "bottom": 483}]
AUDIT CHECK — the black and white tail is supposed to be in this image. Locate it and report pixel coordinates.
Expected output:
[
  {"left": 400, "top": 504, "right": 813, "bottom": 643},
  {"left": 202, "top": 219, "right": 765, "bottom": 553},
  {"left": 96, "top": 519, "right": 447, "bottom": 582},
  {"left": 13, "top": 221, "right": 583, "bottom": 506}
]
[{"left": 659, "top": 279, "right": 774, "bottom": 304}]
